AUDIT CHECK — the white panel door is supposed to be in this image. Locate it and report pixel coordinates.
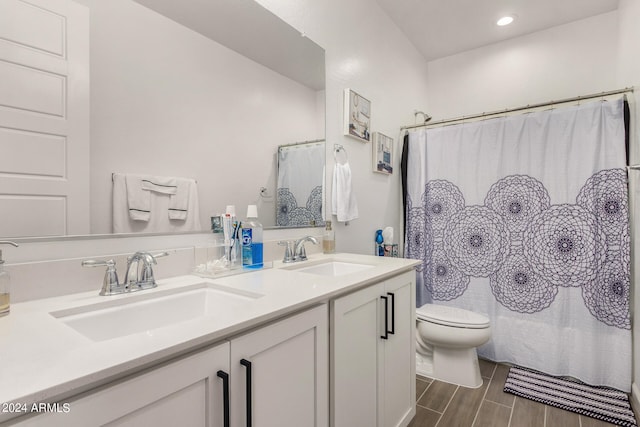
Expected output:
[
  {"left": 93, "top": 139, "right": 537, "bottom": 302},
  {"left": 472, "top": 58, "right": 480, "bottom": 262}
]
[
  {"left": 230, "top": 304, "right": 328, "bottom": 427},
  {"left": 0, "top": 0, "right": 89, "bottom": 237}
]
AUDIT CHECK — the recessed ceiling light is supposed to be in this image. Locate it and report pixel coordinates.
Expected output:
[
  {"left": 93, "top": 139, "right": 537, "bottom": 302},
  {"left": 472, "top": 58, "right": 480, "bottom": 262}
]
[{"left": 496, "top": 16, "right": 515, "bottom": 26}]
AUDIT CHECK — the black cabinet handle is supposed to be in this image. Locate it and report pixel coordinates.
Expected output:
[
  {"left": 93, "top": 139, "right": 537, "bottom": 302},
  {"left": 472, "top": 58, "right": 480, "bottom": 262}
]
[
  {"left": 387, "top": 292, "right": 395, "bottom": 335},
  {"left": 216, "top": 370, "right": 230, "bottom": 427},
  {"left": 240, "top": 359, "right": 252, "bottom": 427},
  {"left": 380, "top": 295, "right": 389, "bottom": 340}
]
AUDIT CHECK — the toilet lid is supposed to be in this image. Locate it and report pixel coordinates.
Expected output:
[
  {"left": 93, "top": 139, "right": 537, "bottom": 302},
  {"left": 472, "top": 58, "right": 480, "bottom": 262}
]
[{"left": 416, "top": 304, "right": 490, "bottom": 329}]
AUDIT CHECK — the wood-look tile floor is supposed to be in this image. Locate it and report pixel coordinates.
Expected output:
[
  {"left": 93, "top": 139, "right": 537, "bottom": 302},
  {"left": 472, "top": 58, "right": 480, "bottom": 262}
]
[{"left": 409, "top": 359, "right": 624, "bottom": 427}]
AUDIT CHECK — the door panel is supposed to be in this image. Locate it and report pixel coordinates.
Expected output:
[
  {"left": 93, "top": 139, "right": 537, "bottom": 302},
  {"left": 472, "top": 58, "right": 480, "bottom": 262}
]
[{"left": 0, "top": 0, "right": 89, "bottom": 237}]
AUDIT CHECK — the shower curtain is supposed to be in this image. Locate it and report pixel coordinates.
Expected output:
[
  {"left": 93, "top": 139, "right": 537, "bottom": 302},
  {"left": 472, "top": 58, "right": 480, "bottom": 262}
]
[
  {"left": 404, "top": 98, "right": 632, "bottom": 391},
  {"left": 276, "top": 141, "right": 325, "bottom": 227}
]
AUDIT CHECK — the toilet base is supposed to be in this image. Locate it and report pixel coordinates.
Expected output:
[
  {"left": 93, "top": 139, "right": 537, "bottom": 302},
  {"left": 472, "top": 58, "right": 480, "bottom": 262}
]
[{"left": 416, "top": 347, "right": 483, "bottom": 389}]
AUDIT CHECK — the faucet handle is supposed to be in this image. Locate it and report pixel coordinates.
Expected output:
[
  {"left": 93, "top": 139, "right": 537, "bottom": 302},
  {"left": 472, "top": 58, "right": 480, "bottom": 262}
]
[
  {"left": 138, "top": 252, "right": 169, "bottom": 283},
  {"left": 151, "top": 251, "right": 170, "bottom": 260},
  {"left": 82, "top": 259, "right": 120, "bottom": 296},
  {"left": 278, "top": 241, "right": 294, "bottom": 263},
  {"left": 82, "top": 259, "right": 115, "bottom": 267},
  {"left": 127, "top": 251, "right": 169, "bottom": 263},
  {"left": 144, "top": 251, "right": 170, "bottom": 280}
]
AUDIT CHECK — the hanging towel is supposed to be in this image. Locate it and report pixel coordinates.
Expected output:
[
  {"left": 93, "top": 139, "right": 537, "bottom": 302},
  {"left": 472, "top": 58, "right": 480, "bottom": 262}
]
[
  {"left": 113, "top": 173, "right": 202, "bottom": 233},
  {"left": 124, "top": 174, "right": 151, "bottom": 221},
  {"left": 332, "top": 162, "right": 358, "bottom": 222},
  {"left": 141, "top": 177, "right": 178, "bottom": 195},
  {"left": 168, "top": 179, "right": 192, "bottom": 220}
]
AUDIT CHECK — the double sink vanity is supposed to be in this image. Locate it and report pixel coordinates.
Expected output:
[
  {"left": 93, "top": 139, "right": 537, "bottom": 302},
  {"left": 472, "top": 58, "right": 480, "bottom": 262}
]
[{"left": 0, "top": 253, "right": 419, "bottom": 427}]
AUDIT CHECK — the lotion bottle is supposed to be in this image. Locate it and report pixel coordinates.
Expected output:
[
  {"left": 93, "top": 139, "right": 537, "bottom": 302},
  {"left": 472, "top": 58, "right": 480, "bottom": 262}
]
[
  {"left": 323, "top": 220, "right": 335, "bottom": 254},
  {"left": 0, "top": 241, "right": 19, "bottom": 317}
]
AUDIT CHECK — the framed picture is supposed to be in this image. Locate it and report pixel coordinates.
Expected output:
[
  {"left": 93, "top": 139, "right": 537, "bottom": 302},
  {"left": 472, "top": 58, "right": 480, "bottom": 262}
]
[
  {"left": 373, "top": 132, "right": 393, "bottom": 174},
  {"left": 343, "top": 88, "right": 371, "bottom": 142}
]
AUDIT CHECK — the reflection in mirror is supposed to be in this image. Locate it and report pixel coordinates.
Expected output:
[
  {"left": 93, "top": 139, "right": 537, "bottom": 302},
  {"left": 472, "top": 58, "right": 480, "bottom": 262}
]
[
  {"left": 276, "top": 141, "right": 325, "bottom": 227},
  {"left": 0, "top": 0, "right": 325, "bottom": 240}
]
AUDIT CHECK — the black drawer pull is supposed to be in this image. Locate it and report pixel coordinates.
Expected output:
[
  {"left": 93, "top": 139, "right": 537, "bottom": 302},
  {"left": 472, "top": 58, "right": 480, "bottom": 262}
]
[
  {"left": 240, "top": 359, "right": 252, "bottom": 427},
  {"left": 381, "top": 295, "right": 389, "bottom": 340},
  {"left": 387, "top": 292, "right": 395, "bottom": 335},
  {"left": 216, "top": 370, "right": 230, "bottom": 427}
]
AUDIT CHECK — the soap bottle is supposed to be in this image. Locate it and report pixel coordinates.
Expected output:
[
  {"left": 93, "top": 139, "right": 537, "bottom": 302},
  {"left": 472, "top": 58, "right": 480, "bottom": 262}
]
[
  {"left": 242, "top": 205, "right": 263, "bottom": 269},
  {"left": 323, "top": 220, "right": 335, "bottom": 254},
  {"left": 0, "top": 241, "right": 19, "bottom": 317}
]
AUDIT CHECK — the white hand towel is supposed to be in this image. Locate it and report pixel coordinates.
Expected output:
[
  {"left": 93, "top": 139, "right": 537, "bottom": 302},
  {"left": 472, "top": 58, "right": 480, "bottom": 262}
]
[
  {"left": 124, "top": 174, "right": 151, "bottom": 221},
  {"left": 332, "top": 162, "right": 358, "bottom": 222},
  {"left": 168, "top": 178, "right": 193, "bottom": 220},
  {"left": 141, "top": 177, "right": 178, "bottom": 195}
]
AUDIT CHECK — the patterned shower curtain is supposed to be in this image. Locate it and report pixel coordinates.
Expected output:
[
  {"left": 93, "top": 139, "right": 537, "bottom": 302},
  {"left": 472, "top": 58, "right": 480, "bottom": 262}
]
[
  {"left": 404, "top": 98, "right": 632, "bottom": 391},
  {"left": 276, "top": 141, "right": 325, "bottom": 227}
]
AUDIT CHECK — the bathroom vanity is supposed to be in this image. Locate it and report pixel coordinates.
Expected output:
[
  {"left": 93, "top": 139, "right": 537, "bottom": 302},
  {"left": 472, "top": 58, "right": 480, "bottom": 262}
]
[{"left": 0, "top": 254, "right": 419, "bottom": 427}]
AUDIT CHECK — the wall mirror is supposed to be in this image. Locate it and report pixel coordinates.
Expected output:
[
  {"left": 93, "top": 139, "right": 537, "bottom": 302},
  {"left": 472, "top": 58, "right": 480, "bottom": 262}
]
[{"left": 0, "top": 0, "right": 325, "bottom": 240}]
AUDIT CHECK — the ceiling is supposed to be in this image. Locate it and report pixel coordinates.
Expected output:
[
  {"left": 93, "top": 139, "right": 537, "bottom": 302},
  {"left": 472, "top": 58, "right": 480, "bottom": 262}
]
[
  {"left": 133, "top": 0, "right": 325, "bottom": 90},
  {"left": 375, "top": 0, "right": 620, "bottom": 62}
]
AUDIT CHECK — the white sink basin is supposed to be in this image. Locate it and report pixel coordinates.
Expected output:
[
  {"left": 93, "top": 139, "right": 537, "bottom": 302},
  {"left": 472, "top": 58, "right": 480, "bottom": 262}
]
[
  {"left": 50, "top": 283, "right": 262, "bottom": 342},
  {"left": 287, "top": 260, "right": 374, "bottom": 277}
]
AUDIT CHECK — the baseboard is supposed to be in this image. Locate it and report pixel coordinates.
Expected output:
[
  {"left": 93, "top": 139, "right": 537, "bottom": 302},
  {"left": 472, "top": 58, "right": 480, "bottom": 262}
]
[{"left": 631, "top": 382, "right": 640, "bottom": 419}]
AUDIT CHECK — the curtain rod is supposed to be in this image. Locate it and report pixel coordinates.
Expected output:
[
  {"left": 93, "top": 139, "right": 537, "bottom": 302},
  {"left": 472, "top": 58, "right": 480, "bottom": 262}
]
[
  {"left": 278, "top": 139, "right": 325, "bottom": 149},
  {"left": 401, "top": 87, "right": 635, "bottom": 131}
]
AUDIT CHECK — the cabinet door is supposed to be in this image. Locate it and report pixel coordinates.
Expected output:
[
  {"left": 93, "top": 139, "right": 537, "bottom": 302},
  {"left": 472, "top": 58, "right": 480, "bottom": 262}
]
[
  {"left": 381, "top": 272, "right": 416, "bottom": 427},
  {"left": 230, "top": 304, "right": 328, "bottom": 427},
  {"left": 11, "top": 342, "right": 231, "bottom": 427},
  {"left": 331, "top": 282, "right": 385, "bottom": 427}
]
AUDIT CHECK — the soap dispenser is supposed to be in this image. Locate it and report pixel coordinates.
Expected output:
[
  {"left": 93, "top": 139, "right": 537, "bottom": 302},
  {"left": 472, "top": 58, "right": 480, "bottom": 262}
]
[
  {"left": 0, "top": 241, "right": 19, "bottom": 317},
  {"left": 323, "top": 220, "right": 335, "bottom": 254}
]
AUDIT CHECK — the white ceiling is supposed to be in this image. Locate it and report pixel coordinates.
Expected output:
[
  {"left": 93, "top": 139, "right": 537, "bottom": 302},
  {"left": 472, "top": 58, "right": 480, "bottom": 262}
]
[
  {"left": 133, "top": 0, "right": 325, "bottom": 90},
  {"left": 375, "top": 0, "right": 620, "bottom": 62}
]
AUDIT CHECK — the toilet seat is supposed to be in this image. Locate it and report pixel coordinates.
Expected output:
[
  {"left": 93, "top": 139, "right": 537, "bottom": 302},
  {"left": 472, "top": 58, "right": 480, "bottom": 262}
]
[{"left": 417, "top": 304, "right": 490, "bottom": 329}]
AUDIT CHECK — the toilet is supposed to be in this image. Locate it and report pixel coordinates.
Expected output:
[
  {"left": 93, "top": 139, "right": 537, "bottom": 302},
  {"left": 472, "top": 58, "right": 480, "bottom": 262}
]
[{"left": 416, "top": 304, "right": 491, "bottom": 388}]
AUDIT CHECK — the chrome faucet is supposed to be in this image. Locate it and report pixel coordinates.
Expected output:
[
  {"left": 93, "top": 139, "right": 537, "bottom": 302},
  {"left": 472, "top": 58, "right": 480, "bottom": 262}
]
[
  {"left": 293, "top": 236, "right": 318, "bottom": 261},
  {"left": 124, "top": 251, "right": 168, "bottom": 290},
  {"left": 82, "top": 251, "right": 169, "bottom": 296}
]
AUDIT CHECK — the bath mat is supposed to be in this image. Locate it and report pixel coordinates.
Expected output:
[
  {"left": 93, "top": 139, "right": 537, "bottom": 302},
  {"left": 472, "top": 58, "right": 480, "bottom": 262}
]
[{"left": 504, "top": 366, "right": 637, "bottom": 427}]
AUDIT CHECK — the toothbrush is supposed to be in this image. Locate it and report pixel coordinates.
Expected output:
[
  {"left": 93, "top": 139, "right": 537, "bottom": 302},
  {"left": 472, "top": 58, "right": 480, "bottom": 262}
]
[
  {"left": 231, "top": 220, "right": 241, "bottom": 265},
  {"left": 223, "top": 214, "right": 232, "bottom": 264}
]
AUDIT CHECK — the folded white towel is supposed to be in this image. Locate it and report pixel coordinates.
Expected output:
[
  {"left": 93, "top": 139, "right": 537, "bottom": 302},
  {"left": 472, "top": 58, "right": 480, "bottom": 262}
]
[
  {"left": 141, "top": 177, "right": 178, "bottom": 195},
  {"left": 124, "top": 174, "right": 151, "bottom": 221},
  {"left": 113, "top": 173, "right": 202, "bottom": 233},
  {"left": 332, "top": 162, "right": 358, "bottom": 222},
  {"left": 168, "top": 178, "right": 193, "bottom": 220}
]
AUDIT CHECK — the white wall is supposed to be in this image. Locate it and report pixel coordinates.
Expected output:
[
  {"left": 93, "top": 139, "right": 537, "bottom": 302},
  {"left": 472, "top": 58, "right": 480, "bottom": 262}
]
[
  {"left": 86, "top": 0, "right": 323, "bottom": 233},
  {"left": 425, "top": 12, "right": 620, "bottom": 119},
  {"left": 255, "top": 0, "right": 431, "bottom": 255}
]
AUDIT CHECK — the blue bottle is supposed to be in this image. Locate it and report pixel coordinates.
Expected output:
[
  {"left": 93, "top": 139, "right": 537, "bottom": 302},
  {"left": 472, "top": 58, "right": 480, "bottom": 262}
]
[
  {"left": 375, "top": 229, "right": 384, "bottom": 256},
  {"left": 241, "top": 205, "right": 263, "bottom": 269}
]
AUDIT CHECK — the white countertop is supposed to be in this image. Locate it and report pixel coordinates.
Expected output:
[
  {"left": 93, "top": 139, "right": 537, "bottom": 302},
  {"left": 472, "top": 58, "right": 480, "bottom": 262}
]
[{"left": 0, "top": 253, "right": 419, "bottom": 422}]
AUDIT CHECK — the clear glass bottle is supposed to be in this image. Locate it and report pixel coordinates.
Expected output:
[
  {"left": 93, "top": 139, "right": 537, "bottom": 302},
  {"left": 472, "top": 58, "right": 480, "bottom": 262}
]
[{"left": 323, "top": 220, "right": 335, "bottom": 254}]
